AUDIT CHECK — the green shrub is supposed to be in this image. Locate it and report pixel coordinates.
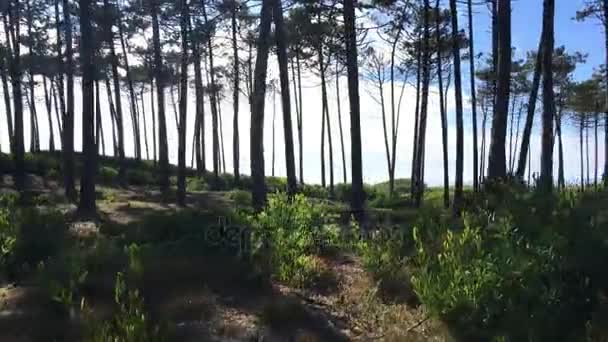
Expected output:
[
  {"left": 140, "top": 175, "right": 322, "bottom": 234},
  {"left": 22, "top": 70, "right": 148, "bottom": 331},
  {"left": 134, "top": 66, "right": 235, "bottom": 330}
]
[
  {"left": 266, "top": 176, "right": 287, "bottom": 192},
  {"left": 299, "top": 184, "right": 329, "bottom": 199},
  {"left": 99, "top": 166, "right": 119, "bottom": 184},
  {"left": 127, "top": 168, "right": 157, "bottom": 186},
  {"left": 40, "top": 251, "right": 89, "bottom": 315},
  {"left": 186, "top": 177, "right": 207, "bottom": 192},
  {"left": 251, "top": 193, "right": 335, "bottom": 287},
  {"left": 0, "top": 195, "right": 18, "bottom": 272},
  {"left": 229, "top": 189, "right": 251, "bottom": 207},
  {"left": 88, "top": 272, "right": 165, "bottom": 342}
]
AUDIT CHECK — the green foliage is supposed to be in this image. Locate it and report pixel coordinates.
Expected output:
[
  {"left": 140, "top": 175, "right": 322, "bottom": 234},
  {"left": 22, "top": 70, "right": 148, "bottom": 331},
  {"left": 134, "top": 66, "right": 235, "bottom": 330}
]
[
  {"left": 0, "top": 195, "right": 18, "bottom": 272},
  {"left": 251, "top": 193, "right": 335, "bottom": 288},
  {"left": 41, "top": 251, "right": 89, "bottom": 314},
  {"left": 229, "top": 189, "right": 252, "bottom": 207},
  {"left": 186, "top": 177, "right": 208, "bottom": 192},
  {"left": 411, "top": 188, "right": 608, "bottom": 341},
  {"left": 99, "top": 166, "right": 119, "bottom": 184},
  {"left": 88, "top": 272, "right": 165, "bottom": 342},
  {"left": 299, "top": 184, "right": 329, "bottom": 199},
  {"left": 126, "top": 168, "right": 157, "bottom": 186}
]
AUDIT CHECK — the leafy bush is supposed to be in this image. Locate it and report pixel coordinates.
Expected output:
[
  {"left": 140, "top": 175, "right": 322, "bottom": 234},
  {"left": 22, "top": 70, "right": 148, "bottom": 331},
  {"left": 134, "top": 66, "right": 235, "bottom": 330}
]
[
  {"left": 229, "top": 189, "right": 251, "bottom": 207},
  {"left": 411, "top": 190, "right": 608, "bottom": 341},
  {"left": 88, "top": 272, "right": 165, "bottom": 342},
  {"left": 299, "top": 184, "right": 329, "bottom": 199},
  {"left": 126, "top": 168, "right": 157, "bottom": 186},
  {"left": 99, "top": 166, "right": 119, "bottom": 184},
  {"left": 186, "top": 177, "right": 207, "bottom": 192},
  {"left": 251, "top": 193, "right": 335, "bottom": 287},
  {"left": 40, "top": 251, "right": 89, "bottom": 316},
  {"left": 0, "top": 195, "right": 18, "bottom": 272}
]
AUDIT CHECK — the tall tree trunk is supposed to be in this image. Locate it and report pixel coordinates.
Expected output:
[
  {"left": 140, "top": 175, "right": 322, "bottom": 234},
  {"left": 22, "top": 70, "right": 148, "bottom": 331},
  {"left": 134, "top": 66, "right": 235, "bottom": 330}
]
[
  {"left": 231, "top": 3, "right": 240, "bottom": 183},
  {"left": 103, "top": 76, "right": 118, "bottom": 156},
  {"left": 150, "top": 79, "right": 157, "bottom": 163},
  {"left": 517, "top": 26, "right": 545, "bottom": 179},
  {"left": 95, "top": 79, "right": 105, "bottom": 156},
  {"left": 62, "top": 0, "right": 76, "bottom": 199},
  {"left": 218, "top": 102, "right": 227, "bottom": 173},
  {"left": 449, "top": 0, "right": 465, "bottom": 214},
  {"left": 271, "top": 89, "right": 276, "bottom": 177},
  {"left": 140, "top": 89, "right": 149, "bottom": 160},
  {"left": 251, "top": 0, "right": 272, "bottom": 210},
  {"left": 296, "top": 53, "right": 304, "bottom": 184},
  {"left": 436, "top": 0, "right": 449, "bottom": 209},
  {"left": 177, "top": 0, "right": 189, "bottom": 207},
  {"left": 0, "top": 39, "right": 14, "bottom": 153},
  {"left": 487, "top": 0, "right": 511, "bottom": 181},
  {"left": 378, "top": 74, "right": 392, "bottom": 197},
  {"left": 321, "top": 66, "right": 335, "bottom": 197},
  {"left": 411, "top": 40, "right": 422, "bottom": 198},
  {"left": 51, "top": 79, "right": 63, "bottom": 140},
  {"left": 344, "top": 0, "right": 365, "bottom": 223},
  {"left": 389, "top": 19, "right": 403, "bottom": 197},
  {"left": 53, "top": 0, "right": 66, "bottom": 124},
  {"left": 118, "top": 18, "right": 141, "bottom": 160},
  {"left": 26, "top": 0, "right": 40, "bottom": 153},
  {"left": 580, "top": 121, "right": 585, "bottom": 191},
  {"left": 414, "top": 0, "right": 431, "bottom": 207},
  {"left": 320, "top": 51, "right": 327, "bottom": 189},
  {"left": 273, "top": 0, "right": 297, "bottom": 194},
  {"left": 468, "top": 0, "right": 479, "bottom": 191},
  {"left": 7, "top": 1, "right": 25, "bottom": 191},
  {"left": 586, "top": 123, "right": 590, "bottom": 186},
  {"left": 291, "top": 56, "right": 304, "bottom": 184},
  {"left": 43, "top": 76, "right": 56, "bottom": 152},
  {"left": 512, "top": 100, "right": 524, "bottom": 171},
  {"left": 595, "top": 112, "right": 599, "bottom": 190},
  {"left": 202, "top": 1, "right": 221, "bottom": 187},
  {"left": 336, "top": 66, "right": 347, "bottom": 184},
  {"left": 104, "top": 0, "right": 126, "bottom": 184},
  {"left": 539, "top": 0, "right": 555, "bottom": 192},
  {"left": 556, "top": 113, "right": 565, "bottom": 190},
  {"left": 78, "top": 0, "right": 97, "bottom": 216},
  {"left": 152, "top": 0, "right": 169, "bottom": 197},
  {"left": 603, "top": 0, "right": 608, "bottom": 183}
]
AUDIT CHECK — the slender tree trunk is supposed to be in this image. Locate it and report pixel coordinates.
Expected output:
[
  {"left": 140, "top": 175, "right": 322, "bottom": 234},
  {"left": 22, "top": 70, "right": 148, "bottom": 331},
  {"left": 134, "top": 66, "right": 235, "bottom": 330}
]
[
  {"left": 51, "top": 79, "right": 63, "bottom": 149},
  {"left": 26, "top": 0, "right": 40, "bottom": 153},
  {"left": 118, "top": 18, "right": 141, "bottom": 160},
  {"left": 231, "top": 4, "right": 240, "bottom": 183},
  {"left": 62, "top": 0, "right": 76, "bottom": 199},
  {"left": 296, "top": 53, "right": 304, "bottom": 184},
  {"left": 449, "top": 0, "right": 465, "bottom": 214},
  {"left": 603, "top": 0, "right": 608, "bottom": 183},
  {"left": 43, "top": 76, "right": 56, "bottom": 152},
  {"left": 488, "top": 0, "right": 511, "bottom": 181},
  {"left": 7, "top": 1, "right": 24, "bottom": 191},
  {"left": 218, "top": 102, "right": 227, "bottom": 173},
  {"left": 336, "top": 66, "right": 347, "bottom": 184},
  {"left": 517, "top": 26, "right": 545, "bottom": 179},
  {"left": 508, "top": 96, "right": 516, "bottom": 172},
  {"left": 539, "top": 0, "right": 555, "bottom": 192},
  {"left": 251, "top": 0, "right": 272, "bottom": 210},
  {"left": 595, "top": 112, "right": 599, "bottom": 190},
  {"left": 319, "top": 51, "right": 327, "bottom": 189},
  {"left": 581, "top": 121, "right": 585, "bottom": 191},
  {"left": 378, "top": 75, "right": 392, "bottom": 197},
  {"left": 436, "top": 0, "right": 449, "bottom": 209},
  {"left": 389, "top": 22, "right": 403, "bottom": 197},
  {"left": 512, "top": 100, "right": 524, "bottom": 171},
  {"left": 103, "top": 0, "right": 126, "bottom": 184},
  {"left": 414, "top": 1, "right": 431, "bottom": 207},
  {"left": 95, "top": 80, "right": 105, "bottom": 156},
  {"left": 54, "top": 0, "right": 66, "bottom": 125},
  {"left": 202, "top": 1, "right": 221, "bottom": 187},
  {"left": 103, "top": 76, "right": 118, "bottom": 156},
  {"left": 556, "top": 113, "right": 565, "bottom": 190},
  {"left": 177, "top": 0, "right": 189, "bottom": 207},
  {"left": 468, "top": 0, "right": 479, "bottom": 191},
  {"left": 273, "top": 0, "right": 297, "bottom": 194},
  {"left": 322, "top": 72, "right": 335, "bottom": 197},
  {"left": 271, "top": 89, "right": 276, "bottom": 177},
  {"left": 140, "top": 89, "right": 150, "bottom": 160},
  {"left": 291, "top": 56, "right": 304, "bottom": 184},
  {"left": 78, "top": 0, "right": 97, "bottom": 215},
  {"left": 586, "top": 123, "right": 590, "bottom": 186},
  {"left": 344, "top": 0, "right": 364, "bottom": 222},
  {"left": 152, "top": 0, "right": 169, "bottom": 197},
  {"left": 0, "top": 43, "right": 14, "bottom": 154},
  {"left": 411, "top": 41, "right": 422, "bottom": 198},
  {"left": 150, "top": 79, "right": 157, "bottom": 163}
]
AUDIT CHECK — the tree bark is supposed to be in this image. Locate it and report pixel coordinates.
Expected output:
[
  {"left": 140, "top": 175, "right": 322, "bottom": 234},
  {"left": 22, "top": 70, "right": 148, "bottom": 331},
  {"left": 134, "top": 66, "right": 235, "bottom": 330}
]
[
  {"left": 43, "top": 76, "right": 55, "bottom": 152},
  {"left": 231, "top": 3, "right": 240, "bottom": 183},
  {"left": 436, "top": 0, "right": 449, "bottom": 209},
  {"left": 177, "top": 0, "right": 189, "bottom": 207},
  {"left": 251, "top": 0, "right": 273, "bottom": 210},
  {"left": 468, "top": 0, "right": 479, "bottom": 191},
  {"left": 78, "top": 0, "right": 97, "bottom": 216},
  {"left": 539, "top": 0, "right": 555, "bottom": 192},
  {"left": 152, "top": 0, "right": 170, "bottom": 197},
  {"left": 488, "top": 0, "right": 511, "bottom": 181},
  {"left": 335, "top": 65, "right": 347, "bottom": 184},
  {"left": 62, "top": 0, "right": 76, "bottom": 199},
  {"left": 517, "top": 27, "right": 545, "bottom": 179},
  {"left": 344, "top": 0, "right": 364, "bottom": 222},
  {"left": 118, "top": 18, "right": 141, "bottom": 160}
]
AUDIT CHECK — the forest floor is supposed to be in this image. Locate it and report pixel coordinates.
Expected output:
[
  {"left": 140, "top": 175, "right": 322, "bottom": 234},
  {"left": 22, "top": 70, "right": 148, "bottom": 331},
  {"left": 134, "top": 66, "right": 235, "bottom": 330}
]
[{"left": 0, "top": 173, "right": 450, "bottom": 342}]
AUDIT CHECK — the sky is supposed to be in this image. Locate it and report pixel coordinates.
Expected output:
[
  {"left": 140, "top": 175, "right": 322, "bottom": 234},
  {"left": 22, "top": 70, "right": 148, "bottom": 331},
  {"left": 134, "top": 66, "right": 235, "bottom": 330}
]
[{"left": 0, "top": 0, "right": 606, "bottom": 187}]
